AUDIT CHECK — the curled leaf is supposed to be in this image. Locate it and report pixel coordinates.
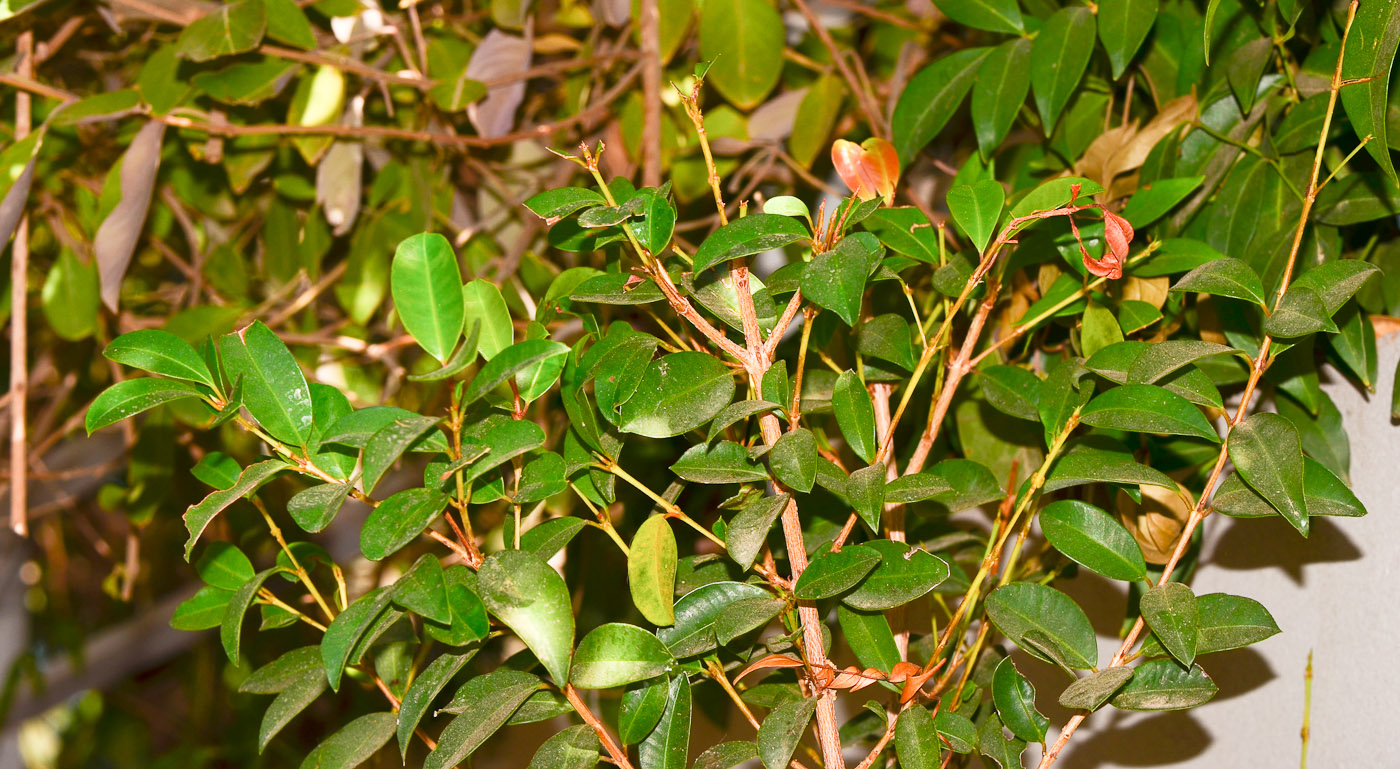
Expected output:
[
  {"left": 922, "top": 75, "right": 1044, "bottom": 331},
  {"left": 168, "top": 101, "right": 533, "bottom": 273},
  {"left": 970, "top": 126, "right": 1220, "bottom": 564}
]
[{"left": 832, "top": 137, "right": 900, "bottom": 205}]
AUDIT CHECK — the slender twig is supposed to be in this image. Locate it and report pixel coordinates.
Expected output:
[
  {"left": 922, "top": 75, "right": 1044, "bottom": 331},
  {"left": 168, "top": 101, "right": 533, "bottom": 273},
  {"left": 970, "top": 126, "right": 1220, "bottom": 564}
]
[
  {"left": 789, "top": 0, "right": 889, "bottom": 139},
  {"left": 640, "top": 0, "right": 662, "bottom": 188},
  {"left": 1038, "top": 6, "right": 1362, "bottom": 764},
  {"left": 9, "top": 32, "right": 32, "bottom": 537},
  {"left": 564, "top": 684, "right": 635, "bottom": 769},
  {"left": 1301, "top": 650, "right": 1314, "bottom": 769}
]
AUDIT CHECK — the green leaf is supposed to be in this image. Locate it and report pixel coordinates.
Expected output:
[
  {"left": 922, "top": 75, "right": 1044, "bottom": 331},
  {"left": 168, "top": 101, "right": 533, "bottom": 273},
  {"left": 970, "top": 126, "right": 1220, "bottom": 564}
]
[
  {"left": 322, "top": 587, "right": 394, "bottom": 690},
  {"left": 1110, "top": 659, "right": 1217, "bottom": 710},
  {"left": 1121, "top": 177, "right": 1206, "bottom": 230},
  {"left": 221, "top": 321, "right": 314, "bottom": 447},
  {"left": 85, "top": 378, "right": 204, "bottom": 435},
  {"left": 971, "top": 37, "right": 1033, "bottom": 158},
  {"left": 794, "top": 544, "right": 881, "bottom": 600},
  {"left": 694, "top": 742, "right": 758, "bottom": 769},
  {"left": 1290, "top": 261, "right": 1381, "bottom": 315},
  {"left": 1330, "top": 305, "right": 1377, "bottom": 388},
  {"left": 1140, "top": 583, "right": 1199, "bottom": 666},
  {"left": 1040, "top": 499, "right": 1147, "bottom": 581},
  {"left": 896, "top": 708, "right": 941, "bottom": 768},
  {"left": 837, "top": 605, "right": 901, "bottom": 674},
  {"left": 288, "top": 482, "right": 351, "bottom": 533},
  {"left": 847, "top": 463, "right": 887, "bottom": 531},
  {"left": 980, "top": 366, "right": 1042, "bottom": 421},
  {"left": 462, "top": 339, "right": 570, "bottom": 407},
  {"left": 572, "top": 623, "right": 673, "bottom": 689},
  {"left": 891, "top": 48, "right": 991, "bottom": 163},
  {"left": 190, "top": 58, "right": 298, "bottom": 105},
  {"left": 196, "top": 542, "right": 255, "bottom": 590},
  {"left": 479, "top": 550, "right": 575, "bottom": 683},
  {"left": 262, "top": 0, "right": 316, "bottom": 49},
  {"left": 1264, "top": 287, "right": 1337, "bottom": 338},
  {"left": 427, "top": 671, "right": 541, "bottom": 769},
  {"left": 986, "top": 583, "right": 1098, "bottom": 669},
  {"left": 1313, "top": 172, "right": 1400, "bottom": 225},
  {"left": 671, "top": 441, "right": 768, "bottom": 484},
  {"left": 1010, "top": 176, "right": 1106, "bottom": 219},
  {"left": 1126, "top": 340, "right": 1238, "bottom": 384},
  {"left": 175, "top": 0, "right": 266, "bottom": 62},
  {"left": 639, "top": 675, "right": 691, "bottom": 769},
  {"left": 1044, "top": 441, "right": 1176, "bottom": 493},
  {"left": 1031, "top": 6, "right": 1096, "bottom": 134},
  {"left": 857, "top": 314, "right": 917, "bottom": 371},
  {"left": 221, "top": 568, "right": 284, "bottom": 662},
  {"left": 1060, "top": 666, "right": 1135, "bottom": 711},
  {"left": 727, "top": 494, "right": 789, "bottom": 570},
  {"left": 104, "top": 329, "right": 217, "bottom": 389},
  {"left": 1214, "top": 458, "right": 1366, "bottom": 520},
  {"left": 620, "top": 679, "right": 671, "bottom": 745},
  {"left": 698, "top": 0, "right": 784, "bottom": 109},
  {"left": 757, "top": 698, "right": 816, "bottom": 769},
  {"left": 993, "top": 657, "right": 1049, "bottom": 743},
  {"left": 977, "top": 714, "right": 1026, "bottom": 769},
  {"left": 528, "top": 725, "right": 600, "bottom": 769},
  {"left": 1171, "top": 258, "right": 1266, "bottom": 305},
  {"left": 935, "top": 711, "right": 977, "bottom": 754},
  {"left": 184, "top": 459, "right": 289, "bottom": 560},
  {"left": 359, "top": 487, "right": 449, "bottom": 561},
  {"left": 833, "top": 371, "right": 878, "bottom": 463},
  {"left": 763, "top": 196, "right": 811, "bottom": 221},
  {"left": 299, "top": 712, "right": 396, "bottom": 769},
  {"left": 630, "top": 515, "right": 679, "bottom": 626},
  {"left": 843, "top": 539, "right": 950, "bottom": 612},
  {"left": 391, "top": 233, "right": 464, "bottom": 363},
  {"left": 361, "top": 416, "right": 442, "bottom": 494},
  {"left": 520, "top": 516, "right": 587, "bottom": 558},
  {"left": 239, "top": 647, "right": 327, "bottom": 752},
  {"left": 657, "top": 581, "right": 768, "bottom": 658},
  {"left": 620, "top": 352, "right": 735, "bottom": 438},
  {"left": 1229, "top": 413, "right": 1309, "bottom": 535},
  {"left": 947, "top": 180, "right": 1005, "bottom": 252},
  {"left": 390, "top": 554, "right": 450, "bottom": 623},
  {"left": 525, "top": 187, "right": 608, "bottom": 222},
  {"left": 802, "top": 245, "right": 868, "bottom": 327},
  {"left": 1194, "top": 593, "right": 1281, "bottom": 655},
  {"left": 715, "top": 596, "right": 785, "bottom": 645},
  {"left": 1098, "top": 0, "right": 1159, "bottom": 78},
  {"left": 462, "top": 279, "right": 514, "bottom": 360},
  {"left": 425, "top": 567, "right": 491, "bottom": 647},
  {"left": 41, "top": 248, "right": 100, "bottom": 342},
  {"left": 1340, "top": 0, "right": 1400, "bottom": 184},
  {"left": 693, "top": 214, "right": 808, "bottom": 274},
  {"left": 933, "top": 0, "right": 1023, "bottom": 34},
  {"left": 1079, "top": 384, "right": 1219, "bottom": 442},
  {"left": 170, "top": 585, "right": 233, "bottom": 631},
  {"left": 770, "top": 428, "right": 817, "bottom": 493},
  {"left": 1081, "top": 301, "right": 1124, "bottom": 358}
]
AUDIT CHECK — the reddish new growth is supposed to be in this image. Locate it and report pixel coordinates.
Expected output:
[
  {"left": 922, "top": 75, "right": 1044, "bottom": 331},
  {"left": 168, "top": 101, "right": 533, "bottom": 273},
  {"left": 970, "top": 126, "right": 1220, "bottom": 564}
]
[{"left": 1066, "top": 183, "right": 1134, "bottom": 280}]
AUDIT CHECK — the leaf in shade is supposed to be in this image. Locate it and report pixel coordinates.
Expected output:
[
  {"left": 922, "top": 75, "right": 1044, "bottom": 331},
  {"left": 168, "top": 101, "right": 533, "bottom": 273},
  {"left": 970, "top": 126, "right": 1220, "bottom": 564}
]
[
  {"left": 640, "top": 675, "right": 691, "bottom": 769},
  {"left": 1339, "top": 0, "right": 1400, "bottom": 184},
  {"left": 993, "top": 657, "right": 1049, "bottom": 743},
  {"left": 240, "top": 647, "right": 327, "bottom": 752},
  {"left": 619, "top": 678, "right": 670, "bottom": 745},
  {"left": 1040, "top": 499, "right": 1147, "bottom": 581},
  {"left": 1228, "top": 413, "right": 1308, "bottom": 535},
  {"left": 426, "top": 671, "right": 540, "bottom": 769},
  {"left": 935, "top": 711, "right": 977, "bottom": 754},
  {"left": 1140, "top": 582, "right": 1199, "bottom": 666},
  {"left": 1031, "top": 6, "right": 1096, "bottom": 134},
  {"left": 322, "top": 587, "right": 395, "bottom": 691},
  {"left": 1059, "top": 667, "right": 1135, "bottom": 711},
  {"left": 980, "top": 365, "right": 1042, "bottom": 421},
  {"left": 836, "top": 605, "right": 900, "bottom": 674},
  {"left": 946, "top": 180, "right": 1006, "bottom": 252},
  {"left": 891, "top": 47, "right": 991, "bottom": 163},
  {"left": 843, "top": 539, "right": 950, "bottom": 611},
  {"left": 1110, "top": 659, "right": 1217, "bottom": 710},
  {"left": 527, "top": 725, "right": 599, "bottom": 769},
  {"left": 0, "top": 131, "right": 43, "bottom": 248},
  {"left": 220, "top": 321, "right": 315, "bottom": 448},
  {"left": 85, "top": 379, "right": 205, "bottom": 435},
  {"left": 175, "top": 0, "right": 266, "bottom": 61},
  {"left": 572, "top": 623, "right": 673, "bottom": 689},
  {"left": 727, "top": 494, "right": 789, "bottom": 570},
  {"left": 464, "top": 30, "right": 530, "bottom": 138},
  {"left": 196, "top": 542, "right": 255, "bottom": 590},
  {"left": 1078, "top": 384, "right": 1219, "bottom": 442},
  {"left": 287, "top": 482, "right": 352, "bottom": 533},
  {"left": 629, "top": 515, "right": 679, "bottom": 626},
  {"left": 297, "top": 711, "right": 395, "bottom": 769},
  {"left": 985, "top": 583, "right": 1098, "bottom": 669},
  {"left": 693, "top": 214, "right": 808, "bottom": 274},
  {"left": 619, "top": 352, "right": 735, "bottom": 438},
  {"left": 971, "top": 37, "right": 1032, "bottom": 159},
  {"left": 359, "top": 487, "right": 450, "bottom": 561},
  {"left": 478, "top": 550, "right": 575, "bottom": 684},
  {"left": 95, "top": 120, "right": 165, "bottom": 311},
  {"left": 170, "top": 585, "right": 232, "bottom": 631},
  {"left": 183, "top": 459, "right": 290, "bottom": 560},
  {"left": 977, "top": 714, "right": 1026, "bottom": 769},
  {"left": 221, "top": 568, "right": 285, "bottom": 662},
  {"left": 390, "top": 554, "right": 451, "bottom": 623},
  {"left": 794, "top": 545, "right": 881, "bottom": 600},
  {"left": 757, "top": 698, "right": 816, "bottom": 769},
  {"left": 391, "top": 233, "right": 465, "bottom": 363},
  {"left": 856, "top": 314, "right": 917, "bottom": 371}
]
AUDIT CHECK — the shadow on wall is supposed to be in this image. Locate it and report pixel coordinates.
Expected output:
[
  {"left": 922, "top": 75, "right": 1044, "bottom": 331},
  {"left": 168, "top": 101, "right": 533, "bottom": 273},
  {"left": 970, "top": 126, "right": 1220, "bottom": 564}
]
[{"left": 1209, "top": 516, "right": 1363, "bottom": 585}]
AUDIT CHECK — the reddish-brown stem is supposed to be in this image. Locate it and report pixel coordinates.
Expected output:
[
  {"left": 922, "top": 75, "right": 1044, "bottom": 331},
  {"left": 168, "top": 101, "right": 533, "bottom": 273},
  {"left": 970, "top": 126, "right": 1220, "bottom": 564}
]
[
  {"left": 564, "top": 684, "right": 635, "bottom": 769},
  {"left": 9, "top": 31, "right": 32, "bottom": 537}
]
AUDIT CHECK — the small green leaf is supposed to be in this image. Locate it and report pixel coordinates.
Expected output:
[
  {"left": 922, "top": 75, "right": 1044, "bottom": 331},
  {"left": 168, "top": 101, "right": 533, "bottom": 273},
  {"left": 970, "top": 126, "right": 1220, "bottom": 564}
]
[
  {"left": 222, "top": 568, "right": 284, "bottom": 662},
  {"left": 856, "top": 314, "right": 917, "bottom": 371},
  {"left": 891, "top": 48, "right": 992, "bottom": 163},
  {"left": 170, "top": 585, "right": 233, "bottom": 631},
  {"left": 1031, "top": 6, "right": 1097, "bottom": 134},
  {"left": 993, "top": 657, "right": 1049, "bottom": 743},
  {"left": 630, "top": 515, "right": 679, "bottom": 626},
  {"left": 762, "top": 196, "right": 811, "bottom": 221},
  {"left": 478, "top": 550, "right": 575, "bottom": 683},
  {"left": 935, "top": 711, "right": 977, "bottom": 754},
  {"left": 620, "top": 679, "right": 671, "bottom": 745},
  {"left": 980, "top": 366, "right": 1042, "bottom": 421},
  {"left": 462, "top": 279, "right": 514, "bottom": 360},
  {"left": 288, "top": 482, "right": 351, "bottom": 533},
  {"left": 947, "top": 180, "right": 1005, "bottom": 252},
  {"left": 1140, "top": 582, "right": 1200, "bottom": 666},
  {"left": 694, "top": 742, "right": 758, "bottom": 769},
  {"left": 1171, "top": 258, "right": 1266, "bottom": 306},
  {"left": 85, "top": 378, "right": 204, "bottom": 434},
  {"left": 657, "top": 581, "right": 768, "bottom": 658},
  {"left": 770, "top": 429, "right": 817, "bottom": 493},
  {"left": 757, "top": 698, "right": 816, "bottom": 769},
  {"left": 1110, "top": 659, "right": 1217, "bottom": 710},
  {"left": 572, "top": 623, "right": 673, "bottom": 689},
  {"left": 461, "top": 339, "right": 569, "bottom": 407},
  {"left": 391, "top": 233, "right": 464, "bottom": 363},
  {"left": 794, "top": 545, "right": 881, "bottom": 600},
  {"left": 977, "top": 714, "right": 1027, "bottom": 769},
  {"left": 895, "top": 707, "right": 941, "bottom": 768},
  {"left": 184, "top": 459, "right": 289, "bottom": 560},
  {"left": 715, "top": 597, "right": 785, "bottom": 645},
  {"left": 104, "top": 329, "right": 217, "bottom": 389},
  {"left": 727, "top": 494, "right": 789, "bottom": 570},
  {"left": 359, "top": 487, "right": 450, "bottom": 561},
  {"left": 986, "top": 583, "right": 1098, "bottom": 669},
  {"left": 196, "top": 542, "right": 255, "bottom": 590},
  {"left": 322, "top": 587, "right": 395, "bottom": 690},
  {"left": 176, "top": 0, "right": 266, "bottom": 62},
  {"left": 671, "top": 441, "right": 769, "bottom": 484},
  {"left": 220, "top": 321, "right": 314, "bottom": 447},
  {"left": 299, "top": 712, "right": 396, "bottom": 769},
  {"left": 847, "top": 463, "right": 887, "bottom": 531},
  {"left": 1098, "top": 0, "right": 1159, "bottom": 78},
  {"left": 1264, "top": 287, "right": 1337, "bottom": 338},
  {"left": 693, "top": 214, "right": 808, "bottom": 274},
  {"left": 1228, "top": 413, "right": 1309, "bottom": 535},
  {"left": 933, "top": 0, "right": 1023, "bottom": 34},
  {"left": 1059, "top": 667, "right": 1135, "bottom": 711},
  {"left": 525, "top": 187, "right": 608, "bottom": 221},
  {"left": 833, "top": 371, "right": 878, "bottom": 463},
  {"left": 427, "top": 671, "right": 541, "bottom": 769},
  {"left": 1040, "top": 499, "right": 1147, "bottom": 582},
  {"left": 802, "top": 245, "right": 868, "bottom": 327},
  {"left": 1339, "top": 0, "right": 1400, "bottom": 185},
  {"left": 698, "top": 0, "right": 784, "bottom": 109},
  {"left": 639, "top": 675, "right": 691, "bottom": 769},
  {"left": 528, "top": 725, "right": 599, "bottom": 769},
  {"left": 361, "top": 416, "right": 442, "bottom": 494},
  {"left": 837, "top": 605, "right": 901, "bottom": 674},
  {"left": 1194, "top": 593, "right": 1281, "bottom": 654}
]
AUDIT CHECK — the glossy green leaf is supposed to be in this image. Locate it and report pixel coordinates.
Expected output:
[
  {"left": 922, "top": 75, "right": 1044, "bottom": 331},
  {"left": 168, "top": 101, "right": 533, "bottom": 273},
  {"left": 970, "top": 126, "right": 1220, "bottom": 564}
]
[
  {"left": 362, "top": 416, "right": 441, "bottom": 493},
  {"left": 895, "top": 707, "right": 941, "bottom": 768},
  {"left": 105, "top": 329, "right": 217, "bottom": 389},
  {"left": 933, "top": 0, "right": 1023, "bottom": 34},
  {"left": 693, "top": 741, "right": 759, "bottom": 769},
  {"left": 391, "top": 233, "right": 464, "bottom": 363},
  {"left": 1229, "top": 413, "right": 1308, "bottom": 535},
  {"left": 1193, "top": 593, "right": 1281, "bottom": 654},
  {"left": 935, "top": 711, "right": 977, "bottom": 754},
  {"left": 1126, "top": 340, "right": 1237, "bottom": 384},
  {"left": 947, "top": 180, "right": 1005, "bottom": 252},
  {"left": 1264, "top": 287, "right": 1337, "bottom": 338},
  {"left": 837, "top": 605, "right": 900, "bottom": 674},
  {"left": 770, "top": 428, "right": 817, "bottom": 493},
  {"left": 715, "top": 596, "right": 785, "bottom": 645},
  {"left": 528, "top": 725, "right": 599, "bottom": 769},
  {"left": 833, "top": 371, "right": 877, "bottom": 463},
  {"left": 520, "top": 516, "right": 587, "bottom": 558},
  {"left": 843, "top": 539, "right": 950, "bottom": 611},
  {"left": 630, "top": 515, "right": 679, "bottom": 626},
  {"left": 1031, "top": 6, "right": 1096, "bottom": 134},
  {"left": 620, "top": 679, "right": 671, "bottom": 745},
  {"left": 1040, "top": 499, "right": 1147, "bottom": 581},
  {"left": 980, "top": 365, "right": 1042, "bottom": 421},
  {"left": 359, "top": 487, "right": 449, "bottom": 561},
  {"left": 85, "top": 378, "right": 204, "bottom": 435},
  {"left": 479, "top": 550, "right": 575, "bottom": 683},
  {"left": 184, "top": 459, "right": 289, "bottom": 560},
  {"left": 657, "top": 581, "right": 768, "bottom": 658},
  {"left": 993, "top": 657, "right": 1049, "bottom": 743},
  {"left": 298, "top": 711, "right": 395, "bottom": 769},
  {"left": 1171, "top": 258, "right": 1266, "bottom": 305},
  {"left": 847, "top": 463, "right": 886, "bottom": 531},
  {"left": 857, "top": 314, "right": 917, "bottom": 371},
  {"left": 1110, "top": 659, "right": 1217, "bottom": 710},
  {"left": 639, "top": 675, "right": 691, "bottom": 769},
  {"left": 986, "top": 583, "right": 1098, "bottom": 669},
  {"left": 891, "top": 48, "right": 991, "bottom": 163},
  {"left": 175, "top": 0, "right": 266, "bottom": 61},
  {"left": 802, "top": 245, "right": 868, "bottom": 326},
  {"left": 196, "top": 542, "right": 255, "bottom": 590},
  {"left": 427, "top": 670, "right": 541, "bottom": 769},
  {"left": 693, "top": 214, "right": 808, "bottom": 274},
  {"left": 288, "top": 482, "right": 351, "bottom": 533},
  {"left": 670, "top": 441, "right": 768, "bottom": 484},
  {"left": 757, "top": 698, "right": 815, "bottom": 769},
  {"left": 1098, "top": 0, "right": 1159, "bottom": 78},
  {"left": 794, "top": 544, "right": 881, "bottom": 600},
  {"left": 462, "top": 279, "right": 514, "bottom": 360},
  {"left": 1080, "top": 384, "right": 1219, "bottom": 442},
  {"left": 726, "top": 494, "right": 789, "bottom": 570},
  {"left": 1140, "top": 582, "right": 1199, "bottom": 666},
  {"left": 971, "top": 37, "right": 1032, "bottom": 158},
  {"left": 525, "top": 187, "right": 607, "bottom": 222},
  {"left": 221, "top": 321, "right": 314, "bottom": 447},
  {"left": 1045, "top": 441, "right": 1176, "bottom": 493},
  {"left": 170, "top": 585, "right": 233, "bottom": 631},
  {"left": 620, "top": 352, "right": 735, "bottom": 438},
  {"left": 1290, "top": 261, "right": 1380, "bottom": 316},
  {"left": 698, "top": 0, "right": 784, "bottom": 109},
  {"left": 572, "top": 623, "right": 673, "bottom": 689},
  {"left": 461, "top": 339, "right": 569, "bottom": 407},
  {"left": 240, "top": 647, "right": 327, "bottom": 752},
  {"left": 1340, "top": 0, "right": 1400, "bottom": 184},
  {"left": 221, "top": 568, "right": 284, "bottom": 662},
  {"left": 321, "top": 587, "right": 394, "bottom": 690}
]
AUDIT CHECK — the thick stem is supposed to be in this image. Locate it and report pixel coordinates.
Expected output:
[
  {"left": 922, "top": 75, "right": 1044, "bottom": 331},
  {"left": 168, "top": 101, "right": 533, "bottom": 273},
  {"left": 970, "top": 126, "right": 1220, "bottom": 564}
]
[{"left": 565, "top": 684, "right": 635, "bottom": 769}]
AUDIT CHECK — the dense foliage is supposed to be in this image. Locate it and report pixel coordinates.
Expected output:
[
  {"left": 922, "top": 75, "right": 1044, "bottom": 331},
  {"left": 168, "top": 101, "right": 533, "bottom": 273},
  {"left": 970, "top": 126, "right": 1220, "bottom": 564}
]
[{"left": 4, "top": 0, "right": 1399, "bottom": 768}]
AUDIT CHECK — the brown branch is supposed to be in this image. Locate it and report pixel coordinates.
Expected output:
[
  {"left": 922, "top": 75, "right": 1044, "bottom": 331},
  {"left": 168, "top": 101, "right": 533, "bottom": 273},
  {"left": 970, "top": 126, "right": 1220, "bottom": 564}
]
[
  {"left": 640, "top": 0, "right": 663, "bottom": 188},
  {"left": 789, "top": 0, "right": 889, "bottom": 139},
  {"left": 564, "top": 684, "right": 635, "bottom": 769},
  {"left": 10, "top": 32, "right": 32, "bottom": 537}
]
